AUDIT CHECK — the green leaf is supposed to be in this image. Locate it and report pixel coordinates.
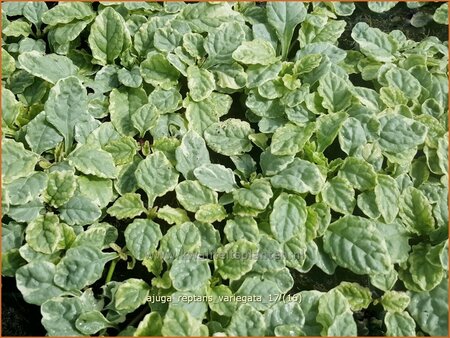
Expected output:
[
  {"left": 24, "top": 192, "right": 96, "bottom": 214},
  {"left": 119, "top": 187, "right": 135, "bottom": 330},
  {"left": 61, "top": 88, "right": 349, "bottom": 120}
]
[
  {"left": 226, "top": 304, "right": 266, "bottom": 336},
  {"left": 317, "top": 289, "right": 357, "bottom": 336},
  {"left": 131, "top": 104, "right": 159, "bottom": 138},
  {"left": 375, "top": 174, "right": 400, "bottom": 223},
  {"left": 433, "top": 3, "right": 448, "bottom": 24},
  {"left": 170, "top": 256, "right": 211, "bottom": 291},
  {"left": 265, "top": 301, "right": 305, "bottom": 335},
  {"left": 104, "top": 136, "right": 139, "bottom": 165},
  {"left": 233, "top": 178, "right": 273, "bottom": 210},
  {"left": 214, "top": 239, "right": 259, "bottom": 280},
  {"left": 140, "top": 52, "right": 180, "bottom": 89},
  {"left": 193, "top": 163, "right": 237, "bottom": 193},
  {"left": 207, "top": 285, "right": 237, "bottom": 316},
  {"left": 161, "top": 307, "right": 201, "bottom": 336},
  {"left": 43, "top": 171, "right": 76, "bottom": 207},
  {"left": 88, "top": 7, "right": 127, "bottom": 65},
  {"left": 59, "top": 194, "right": 102, "bottom": 226},
  {"left": 339, "top": 117, "right": 367, "bottom": 155},
  {"left": 266, "top": 2, "right": 307, "bottom": 59},
  {"left": 232, "top": 39, "right": 278, "bottom": 65},
  {"left": 204, "top": 118, "right": 253, "bottom": 156},
  {"left": 25, "top": 213, "right": 62, "bottom": 255},
  {"left": 184, "top": 92, "right": 232, "bottom": 134},
  {"left": 316, "top": 111, "right": 347, "bottom": 152},
  {"left": 2, "top": 87, "right": 20, "bottom": 128},
  {"left": 318, "top": 72, "right": 353, "bottom": 112},
  {"left": 54, "top": 246, "right": 115, "bottom": 290},
  {"left": 16, "top": 261, "right": 65, "bottom": 305},
  {"left": 175, "top": 130, "right": 211, "bottom": 180},
  {"left": 385, "top": 311, "right": 416, "bottom": 336},
  {"left": 408, "top": 279, "right": 448, "bottom": 336},
  {"left": 224, "top": 216, "right": 260, "bottom": 243},
  {"left": 3, "top": 19, "right": 32, "bottom": 37},
  {"left": 135, "top": 312, "right": 163, "bottom": 336},
  {"left": 68, "top": 144, "right": 117, "bottom": 179},
  {"left": 41, "top": 296, "right": 84, "bottom": 336},
  {"left": 187, "top": 65, "right": 216, "bottom": 102},
  {"left": 338, "top": 157, "right": 377, "bottom": 191},
  {"left": 195, "top": 203, "right": 227, "bottom": 223},
  {"left": 368, "top": 2, "right": 398, "bottom": 13},
  {"left": 376, "top": 222, "right": 410, "bottom": 264},
  {"left": 235, "top": 276, "right": 281, "bottom": 311},
  {"left": 117, "top": 66, "right": 142, "bottom": 88},
  {"left": 44, "top": 76, "right": 89, "bottom": 153},
  {"left": 149, "top": 87, "right": 182, "bottom": 114},
  {"left": 25, "top": 112, "right": 64, "bottom": 154},
  {"left": 378, "top": 114, "right": 427, "bottom": 153},
  {"left": 42, "top": 2, "right": 94, "bottom": 25},
  {"left": 107, "top": 193, "right": 146, "bottom": 220},
  {"left": 78, "top": 176, "right": 113, "bottom": 208},
  {"left": 125, "top": 219, "right": 162, "bottom": 260},
  {"left": 109, "top": 87, "right": 148, "bottom": 137},
  {"left": 7, "top": 198, "right": 44, "bottom": 223},
  {"left": 2, "top": 138, "right": 39, "bottom": 184},
  {"left": 75, "top": 311, "right": 114, "bottom": 335},
  {"left": 323, "top": 215, "right": 391, "bottom": 275},
  {"left": 175, "top": 180, "right": 218, "bottom": 212},
  {"left": 115, "top": 279, "right": 150, "bottom": 313},
  {"left": 351, "top": 22, "right": 398, "bottom": 62},
  {"left": 399, "top": 186, "right": 435, "bottom": 235},
  {"left": 270, "top": 158, "right": 325, "bottom": 195},
  {"left": 406, "top": 243, "right": 444, "bottom": 291},
  {"left": 204, "top": 21, "right": 245, "bottom": 65},
  {"left": 334, "top": 282, "right": 372, "bottom": 311},
  {"left": 18, "top": 51, "right": 78, "bottom": 84},
  {"left": 135, "top": 151, "right": 179, "bottom": 205},
  {"left": 380, "top": 291, "right": 410, "bottom": 313},
  {"left": 159, "top": 222, "right": 201, "bottom": 264},
  {"left": 270, "top": 192, "right": 307, "bottom": 242},
  {"left": 5, "top": 172, "right": 47, "bottom": 206},
  {"left": 322, "top": 177, "right": 355, "bottom": 214},
  {"left": 270, "top": 122, "right": 315, "bottom": 156},
  {"left": 385, "top": 67, "right": 421, "bottom": 100}
]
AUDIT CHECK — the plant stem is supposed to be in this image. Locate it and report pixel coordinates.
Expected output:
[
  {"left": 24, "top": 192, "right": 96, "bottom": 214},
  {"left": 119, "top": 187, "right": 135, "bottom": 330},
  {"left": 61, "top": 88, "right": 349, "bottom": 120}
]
[{"left": 105, "top": 258, "right": 119, "bottom": 283}]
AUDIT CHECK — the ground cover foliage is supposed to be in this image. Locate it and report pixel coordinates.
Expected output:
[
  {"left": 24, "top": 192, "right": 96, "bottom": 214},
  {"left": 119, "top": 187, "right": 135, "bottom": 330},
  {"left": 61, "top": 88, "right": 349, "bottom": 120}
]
[{"left": 1, "top": 1, "right": 449, "bottom": 336}]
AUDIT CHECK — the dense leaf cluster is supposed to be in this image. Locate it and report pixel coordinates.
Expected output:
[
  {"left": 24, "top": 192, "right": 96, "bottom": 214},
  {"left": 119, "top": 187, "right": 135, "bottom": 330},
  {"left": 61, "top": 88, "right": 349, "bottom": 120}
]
[{"left": 1, "top": 1, "right": 448, "bottom": 336}]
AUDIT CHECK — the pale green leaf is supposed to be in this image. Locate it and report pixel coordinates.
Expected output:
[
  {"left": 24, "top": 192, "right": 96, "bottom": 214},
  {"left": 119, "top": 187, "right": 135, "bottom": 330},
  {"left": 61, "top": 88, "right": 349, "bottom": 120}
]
[
  {"left": 135, "top": 151, "right": 179, "bottom": 205},
  {"left": 270, "top": 158, "right": 325, "bottom": 195},
  {"left": 175, "top": 180, "right": 217, "bottom": 212},
  {"left": 25, "top": 213, "right": 61, "bottom": 255},
  {"left": 2, "top": 138, "right": 39, "bottom": 184},
  {"left": 323, "top": 215, "right": 391, "bottom": 275},
  {"left": 226, "top": 304, "right": 266, "bottom": 336},
  {"left": 68, "top": 145, "right": 117, "bottom": 179},
  {"left": 59, "top": 194, "right": 102, "bottom": 226},
  {"left": 125, "top": 219, "right": 162, "bottom": 260},
  {"left": 204, "top": 118, "right": 253, "bottom": 156},
  {"left": 214, "top": 239, "right": 258, "bottom": 280},
  {"left": 107, "top": 193, "right": 146, "bottom": 220},
  {"left": 88, "top": 7, "right": 127, "bottom": 65},
  {"left": 18, "top": 51, "right": 78, "bottom": 84},
  {"left": 270, "top": 192, "right": 307, "bottom": 242},
  {"left": 170, "top": 257, "right": 211, "bottom": 291},
  {"left": 54, "top": 246, "right": 115, "bottom": 290},
  {"left": 175, "top": 130, "right": 211, "bottom": 180},
  {"left": 193, "top": 163, "right": 237, "bottom": 193},
  {"left": 322, "top": 177, "right": 355, "bottom": 214},
  {"left": 233, "top": 178, "right": 273, "bottom": 210}
]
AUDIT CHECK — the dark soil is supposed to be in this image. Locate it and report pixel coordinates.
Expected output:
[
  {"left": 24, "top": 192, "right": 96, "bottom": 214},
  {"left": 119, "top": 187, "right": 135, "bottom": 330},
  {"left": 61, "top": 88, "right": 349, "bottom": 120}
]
[{"left": 2, "top": 277, "right": 46, "bottom": 336}]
